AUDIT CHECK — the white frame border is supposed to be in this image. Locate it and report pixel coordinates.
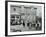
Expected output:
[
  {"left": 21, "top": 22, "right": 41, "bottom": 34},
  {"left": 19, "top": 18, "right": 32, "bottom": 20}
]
[{"left": 7, "top": 2, "right": 44, "bottom": 35}]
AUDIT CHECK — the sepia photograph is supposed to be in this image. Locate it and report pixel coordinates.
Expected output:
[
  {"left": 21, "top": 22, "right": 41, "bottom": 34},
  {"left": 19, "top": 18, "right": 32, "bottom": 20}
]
[{"left": 5, "top": 1, "right": 45, "bottom": 36}]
